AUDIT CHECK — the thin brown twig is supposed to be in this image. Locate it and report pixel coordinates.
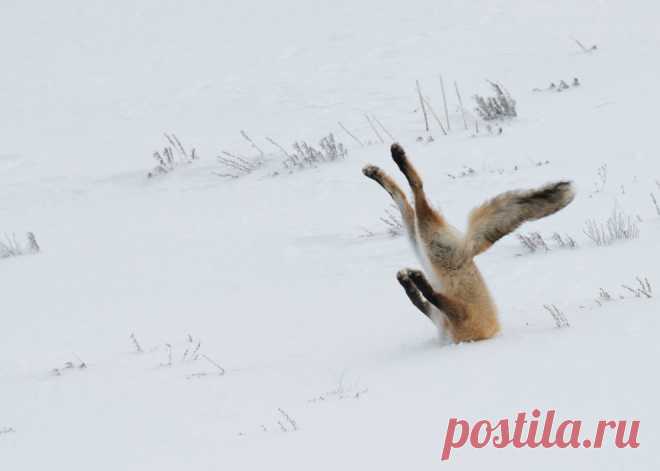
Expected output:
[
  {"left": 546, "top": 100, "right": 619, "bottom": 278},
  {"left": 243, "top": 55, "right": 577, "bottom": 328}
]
[
  {"left": 439, "top": 75, "right": 450, "bottom": 132},
  {"left": 371, "top": 115, "right": 395, "bottom": 141},
  {"left": 573, "top": 38, "right": 589, "bottom": 52},
  {"left": 422, "top": 97, "right": 447, "bottom": 135},
  {"left": 454, "top": 81, "right": 468, "bottom": 130},
  {"left": 240, "top": 130, "right": 265, "bottom": 157},
  {"left": 416, "top": 80, "right": 429, "bottom": 132},
  {"left": 201, "top": 354, "right": 226, "bottom": 375},
  {"left": 364, "top": 114, "right": 384, "bottom": 143},
  {"left": 266, "top": 137, "right": 293, "bottom": 158},
  {"left": 338, "top": 121, "right": 364, "bottom": 147}
]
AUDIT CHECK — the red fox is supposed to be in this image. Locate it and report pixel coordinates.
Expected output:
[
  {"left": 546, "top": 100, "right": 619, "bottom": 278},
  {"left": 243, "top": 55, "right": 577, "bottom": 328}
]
[{"left": 363, "top": 143, "right": 575, "bottom": 342}]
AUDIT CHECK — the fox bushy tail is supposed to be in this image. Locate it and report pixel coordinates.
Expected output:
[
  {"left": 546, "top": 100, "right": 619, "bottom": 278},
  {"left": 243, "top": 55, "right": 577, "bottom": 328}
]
[{"left": 466, "top": 181, "right": 575, "bottom": 256}]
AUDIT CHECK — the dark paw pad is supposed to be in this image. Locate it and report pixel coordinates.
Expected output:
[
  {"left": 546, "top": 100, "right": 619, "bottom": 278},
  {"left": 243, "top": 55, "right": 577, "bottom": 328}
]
[
  {"left": 396, "top": 269, "right": 410, "bottom": 284},
  {"left": 362, "top": 164, "right": 381, "bottom": 180},
  {"left": 390, "top": 143, "right": 408, "bottom": 168},
  {"left": 407, "top": 269, "right": 426, "bottom": 285}
]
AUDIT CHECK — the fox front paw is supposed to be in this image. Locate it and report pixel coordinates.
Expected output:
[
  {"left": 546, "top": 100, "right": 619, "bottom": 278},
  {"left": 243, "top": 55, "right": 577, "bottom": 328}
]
[
  {"left": 405, "top": 269, "right": 436, "bottom": 299},
  {"left": 396, "top": 268, "right": 417, "bottom": 285},
  {"left": 406, "top": 269, "right": 427, "bottom": 285}
]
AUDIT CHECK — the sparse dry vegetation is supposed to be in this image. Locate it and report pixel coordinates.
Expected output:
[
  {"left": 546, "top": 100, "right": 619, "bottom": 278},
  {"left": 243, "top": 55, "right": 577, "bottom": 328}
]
[
  {"left": 651, "top": 193, "right": 660, "bottom": 216},
  {"left": 148, "top": 133, "right": 198, "bottom": 178},
  {"left": 1, "top": 232, "right": 40, "bottom": 259},
  {"left": 360, "top": 205, "right": 405, "bottom": 239},
  {"left": 532, "top": 77, "right": 581, "bottom": 93},
  {"left": 308, "top": 377, "right": 368, "bottom": 403},
  {"left": 584, "top": 207, "right": 640, "bottom": 246},
  {"left": 276, "top": 408, "right": 299, "bottom": 432},
  {"left": 591, "top": 164, "right": 608, "bottom": 194},
  {"left": 129, "top": 333, "right": 143, "bottom": 353},
  {"left": 52, "top": 357, "right": 87, "bottom": 376},
  {"left": 573, "top": 38, "right": 597, "bottom": 53},
  {"left": 518, "top": 232, "right": 549, "bottom": 253},
  {"left": 474, "top": 81, "right": 517, "bottom": 121},
  {"left": 544, "top": 304, "right": 570, "bottom": 328},
  {"left": 595, "top": 277, "right": 653, "bottom": 306},
  {"left": 447, "top": 160, "right": 550, "bottom": 180},
  {"left": 127, "top": 333, "right": 225, "bottom": 379},
  {"left": 622, "top": 277, "right": 653, "bottom": 299},
  {"left": 215, "top": 151, "right": 266, "bottom": 179},
  {"left": 215, "top": 132, "right": 348, "bottom": 179},
  {"left": 518, "top": 232, "right": 577, "bottom": 254},
  {"left": 280, "top": 133, "right": 347, "bottom": 173},
  {"left": 379, "top": 207, "right": 405, "bottom": 237}
]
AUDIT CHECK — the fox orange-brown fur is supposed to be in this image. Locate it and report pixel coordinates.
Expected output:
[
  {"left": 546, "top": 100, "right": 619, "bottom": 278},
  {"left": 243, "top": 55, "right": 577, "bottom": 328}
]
[{"left": 363, "top": 143, "right": 575, "bottom": 343}]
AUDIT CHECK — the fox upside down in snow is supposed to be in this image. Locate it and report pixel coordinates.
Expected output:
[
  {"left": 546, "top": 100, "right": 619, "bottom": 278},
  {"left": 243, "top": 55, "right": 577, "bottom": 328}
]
[{"left": 363, "top": 144, "right": 575, "bottom": 343}]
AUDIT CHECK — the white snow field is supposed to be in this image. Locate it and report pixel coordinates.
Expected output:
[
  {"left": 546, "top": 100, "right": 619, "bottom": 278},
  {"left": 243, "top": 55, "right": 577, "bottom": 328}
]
[{"left": 1, "top": 0, "right": 659, "bottom": 469}]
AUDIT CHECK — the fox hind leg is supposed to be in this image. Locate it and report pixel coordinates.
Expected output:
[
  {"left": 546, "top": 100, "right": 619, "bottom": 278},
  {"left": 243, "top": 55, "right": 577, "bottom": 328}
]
[
  {"left": 362, "top": 164, "right": 418, "bottom": 251},
  {"left": 389, "top": 143, "right": 445, "bottom": 232},
  {"left": 390, "top": 143, "right": 423, "bottom": 190},
  {"left": 389, "top": 144, "right": 464, "bottom": 267}
]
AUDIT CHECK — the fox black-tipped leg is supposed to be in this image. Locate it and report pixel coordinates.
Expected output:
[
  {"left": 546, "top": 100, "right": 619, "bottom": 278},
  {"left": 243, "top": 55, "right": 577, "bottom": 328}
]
[
  {"left": 362, "top": 164, "right": 393, "bottom": 196},
  {"left": 397, "top": 269, "right": 431, "bottom": 318},
  {"left": 405, "top": 269, "right": 467, "bottom": 322},
  {"left": 390, "top": 143, "right": 408, "bottom": 171},
  {"left": 362, "top": 164, "right": 382, "bottom": 180},
  {"left": 406, "top": 269, "right": 435, "bottom": 300},
  {"left": 390, "top": 143, "right": 423, "bottom": 189}
]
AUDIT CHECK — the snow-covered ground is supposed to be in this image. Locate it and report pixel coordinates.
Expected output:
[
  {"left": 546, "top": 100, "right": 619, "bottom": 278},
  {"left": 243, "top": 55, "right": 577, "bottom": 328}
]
[{"left": 1, "top": 1, "right": 659, "bottom": 469}]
